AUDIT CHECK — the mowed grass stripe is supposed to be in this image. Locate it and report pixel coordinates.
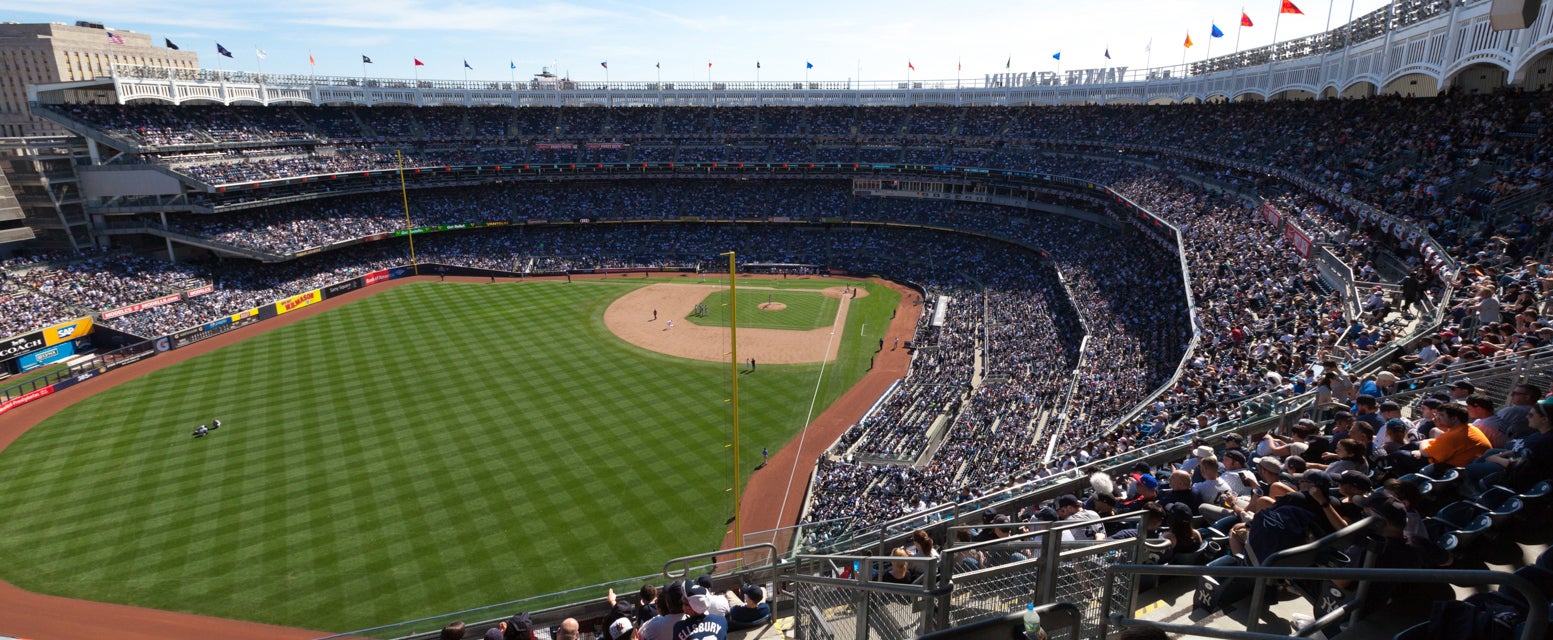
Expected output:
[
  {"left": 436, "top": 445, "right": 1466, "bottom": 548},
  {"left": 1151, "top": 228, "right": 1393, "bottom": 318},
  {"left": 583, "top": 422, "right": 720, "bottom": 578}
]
[{"left": 0, "top": 280, "right": 898, "bottom": 632}]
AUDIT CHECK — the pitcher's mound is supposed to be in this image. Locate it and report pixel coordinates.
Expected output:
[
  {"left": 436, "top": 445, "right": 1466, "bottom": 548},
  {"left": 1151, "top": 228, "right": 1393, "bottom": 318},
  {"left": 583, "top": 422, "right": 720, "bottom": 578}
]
[{"left": 758, "top": 302, "right": 788, "bottom": 311}]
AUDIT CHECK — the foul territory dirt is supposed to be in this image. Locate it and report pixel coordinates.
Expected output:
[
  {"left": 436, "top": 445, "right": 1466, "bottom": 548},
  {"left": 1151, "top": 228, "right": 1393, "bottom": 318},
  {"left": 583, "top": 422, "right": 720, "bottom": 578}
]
[{"left": 0, "top": 274, "right": 920, "bottom": 639}]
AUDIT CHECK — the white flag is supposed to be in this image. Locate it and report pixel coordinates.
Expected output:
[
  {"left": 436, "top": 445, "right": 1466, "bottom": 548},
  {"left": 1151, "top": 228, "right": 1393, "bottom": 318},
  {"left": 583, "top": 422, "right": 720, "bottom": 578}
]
[
  {"left": 1145, "top": 39, "right": 1152, "bottom": 53},
  {"left": 256, "top": 48, "right": 268, "bottom": 60}
]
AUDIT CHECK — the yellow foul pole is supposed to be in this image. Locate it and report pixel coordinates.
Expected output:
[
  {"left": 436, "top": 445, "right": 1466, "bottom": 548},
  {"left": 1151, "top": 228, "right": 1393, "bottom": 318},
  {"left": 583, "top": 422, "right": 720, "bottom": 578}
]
[
  {"left": 397, "top": 150, "right": 418, "bottom": 275},
  {"left": 722, "top": 251, "right": 742, "bottom": 546}
]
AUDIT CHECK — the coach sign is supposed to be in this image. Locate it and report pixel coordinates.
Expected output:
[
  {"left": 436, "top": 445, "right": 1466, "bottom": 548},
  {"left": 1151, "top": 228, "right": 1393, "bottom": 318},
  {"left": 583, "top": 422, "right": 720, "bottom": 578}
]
[{"left": 0, "top": 332, "right": 45, "bottom": 361}]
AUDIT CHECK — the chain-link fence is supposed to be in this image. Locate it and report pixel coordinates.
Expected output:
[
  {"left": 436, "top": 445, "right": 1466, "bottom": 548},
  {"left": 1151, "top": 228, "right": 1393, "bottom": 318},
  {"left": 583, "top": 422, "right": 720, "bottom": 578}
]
[
  {"left": 1051, "top": 542, "right": 1136, "bottom": 637},
  {"left": 791, "top": 556, "right": 939, "bottom": 640},
  {"left": 943, "top": 557, "right": 1043, "bottom": 628},
  {"left": 794, "top": 579, "right": 858, "bottom": 640}
]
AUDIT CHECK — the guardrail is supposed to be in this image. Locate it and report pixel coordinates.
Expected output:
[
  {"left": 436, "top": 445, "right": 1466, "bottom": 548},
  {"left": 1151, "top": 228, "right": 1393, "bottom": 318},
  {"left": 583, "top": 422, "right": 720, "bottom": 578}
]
[{"left": 1101, "top": 565, "right": 1548, "bottom": 640}]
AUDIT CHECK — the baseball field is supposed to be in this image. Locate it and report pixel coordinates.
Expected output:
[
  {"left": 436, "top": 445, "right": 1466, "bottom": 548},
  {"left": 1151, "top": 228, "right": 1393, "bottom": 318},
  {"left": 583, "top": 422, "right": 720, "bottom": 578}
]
[{"left": 0, "top": 276, "right": 901, "bottom": 633}]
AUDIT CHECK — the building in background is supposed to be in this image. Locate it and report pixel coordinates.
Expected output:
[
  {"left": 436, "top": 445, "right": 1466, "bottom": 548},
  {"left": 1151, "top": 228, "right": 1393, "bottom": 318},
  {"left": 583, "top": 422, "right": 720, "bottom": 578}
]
[
  {"left": 0, "top": 21, "right": 198, "bottom": 137},
  {"left": 0, "top": 22, "right": 196, "bottom": 250}
]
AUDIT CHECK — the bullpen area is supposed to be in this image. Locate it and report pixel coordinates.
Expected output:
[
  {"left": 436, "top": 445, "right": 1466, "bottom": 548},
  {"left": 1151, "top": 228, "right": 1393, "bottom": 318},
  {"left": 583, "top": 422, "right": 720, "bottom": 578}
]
[{"left": 0, "top": 277, "right": 900, "bottom": 633}]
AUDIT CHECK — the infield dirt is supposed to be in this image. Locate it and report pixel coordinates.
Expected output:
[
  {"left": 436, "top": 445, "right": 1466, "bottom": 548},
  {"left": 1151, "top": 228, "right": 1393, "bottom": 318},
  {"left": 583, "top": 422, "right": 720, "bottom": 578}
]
[{"left": 603, "top": 283, "right": 866, "bottom": 364}]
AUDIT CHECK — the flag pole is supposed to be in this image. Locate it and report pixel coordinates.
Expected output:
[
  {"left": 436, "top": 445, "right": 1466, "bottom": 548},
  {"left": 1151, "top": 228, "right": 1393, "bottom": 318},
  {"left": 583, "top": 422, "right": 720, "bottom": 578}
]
[
  {"left": 255, "top": 45, "right": 263, "bottom": 76},
  {"left": 1205, "top": 26, "right": 1214, "bottom": 62},
  {"left": 1235, "top": 8, "right": 1245, "bottom": 55},
  {"left": 1180, "top": 34, "right": 1188, "bottom": 82},
  {"left": 1268, "top": 9, "right": 1284, "bottom": 93}
]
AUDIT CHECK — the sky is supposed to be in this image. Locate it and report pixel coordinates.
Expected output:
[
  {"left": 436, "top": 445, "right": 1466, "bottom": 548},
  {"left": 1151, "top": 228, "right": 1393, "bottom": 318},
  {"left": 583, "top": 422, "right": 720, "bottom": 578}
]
[{"left": 11, "top": 0, "right": 1392, "bottom": 83}]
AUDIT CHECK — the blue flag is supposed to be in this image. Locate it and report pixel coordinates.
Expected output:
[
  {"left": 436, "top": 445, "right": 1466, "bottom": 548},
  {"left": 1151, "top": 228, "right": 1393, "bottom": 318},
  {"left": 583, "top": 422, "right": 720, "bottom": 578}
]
[
  {"left": 806, "top": 61, "right": 813, "bottom": 69},
  {"left": 362, "top": 55, "right": 373, "bottom": 64},
  {"left": 464, "top": 60, "right": 473, "bottom": 69},
  {"left": 510, "top": 61, "right": 516, "bottom": 70},
  {"left": 216, "top": 43, "right": 233, "bottom": 58},
  {"left": 1052, "top": 51, "right": 1060, "bottom": 61},
  {"left": 1104, "top": 48, "right": 1111, "bottom": 59},
  {"left": 1211, "top": 24, "right": 1225, "bottom": 37}
]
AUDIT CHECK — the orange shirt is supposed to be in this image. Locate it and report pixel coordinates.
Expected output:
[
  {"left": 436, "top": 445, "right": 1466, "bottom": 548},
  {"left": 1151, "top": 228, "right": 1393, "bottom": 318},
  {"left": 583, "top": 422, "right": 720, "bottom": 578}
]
[{"left": 1422, "top": 424, "right": 1492, "bottom": 467}]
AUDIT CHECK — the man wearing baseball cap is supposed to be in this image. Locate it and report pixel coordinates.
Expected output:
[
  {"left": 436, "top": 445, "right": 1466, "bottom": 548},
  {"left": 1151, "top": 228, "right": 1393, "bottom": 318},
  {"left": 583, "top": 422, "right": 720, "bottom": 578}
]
[{"left": 674, "top": 580, "right": 729, "bottom": 640}]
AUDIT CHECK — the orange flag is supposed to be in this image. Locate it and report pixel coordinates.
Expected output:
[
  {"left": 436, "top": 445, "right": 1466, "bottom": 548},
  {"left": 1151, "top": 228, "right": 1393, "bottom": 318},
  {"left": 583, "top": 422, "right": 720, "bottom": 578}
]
[
  {"left": 1184, "top": 33, "right": 1194, "bottom": 48},
  {"left": 1241, "top": 12, "right": 1254, "bottom": 27},
  {"left": 1280, "top": 0, "right": 1304, "bottom": 14}
]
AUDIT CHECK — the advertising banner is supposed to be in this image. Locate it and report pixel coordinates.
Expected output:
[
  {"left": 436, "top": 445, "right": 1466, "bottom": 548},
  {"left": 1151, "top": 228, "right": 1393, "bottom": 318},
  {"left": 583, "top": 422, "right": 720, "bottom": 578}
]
[
  {"left": 105, "top": 349, "right": 157, "bottom": 371},
  {"left": 186, "top": 284, "right": 215, "bottom": 297},
  {"left": 1284, "top": 223, "right": 1312, "bottom": 259},
  {"left": 101, "top": 293, "right": 183, "bottom": 320},
  {"left": 322, "top": 277, "right": 364, "bottom": 299},
  {"left": 365, "top": 269, "right": 392, "bottom": 286},
  {"left": 42, "top": 317, "right": 93, "bottom": 346},
  {"left": 168, "top": 313, "right": 260, "bottom": 349},
  {"left": 17, "top": 341, "right": 76, "bottom": 372},
  {"left": 0, "top": 384, "right": 54, "bottom": 417},
  {"left": 0, "top": 332, "right": 45, "bottom": 361},
  {"left": 389, "top": 266, "right": 416, "bottom": 279},
  {"left": 1259, "top": 202, "right": 1282, "bottom": 227},
  {"left": 274, "top": 289, "right": 322, "bottom": 315}
]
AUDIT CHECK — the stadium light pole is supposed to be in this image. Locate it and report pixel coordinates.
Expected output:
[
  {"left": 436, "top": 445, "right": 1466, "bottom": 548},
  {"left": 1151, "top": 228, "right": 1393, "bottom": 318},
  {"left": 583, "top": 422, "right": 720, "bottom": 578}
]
[
  {"left": 397, "top": 150, "right": 418, "bottom": 275},
  {"left": 721, "top": 251, "right": 742, "bottom": 547}
]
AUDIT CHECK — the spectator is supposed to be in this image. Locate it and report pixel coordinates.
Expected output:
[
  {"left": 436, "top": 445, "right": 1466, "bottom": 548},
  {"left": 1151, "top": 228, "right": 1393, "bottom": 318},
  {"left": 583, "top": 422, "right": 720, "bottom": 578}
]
[
  {"left": 1411, "top": 402, "right": 1491, "bottom": 468},
  {"left": 725, "top": 585, "right": 771, "bottom": 631}
]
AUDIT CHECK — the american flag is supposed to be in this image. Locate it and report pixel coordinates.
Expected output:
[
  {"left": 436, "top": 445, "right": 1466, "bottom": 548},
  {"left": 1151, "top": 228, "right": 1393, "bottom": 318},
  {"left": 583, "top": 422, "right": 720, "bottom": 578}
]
[{"left": 107, "top": 32, "right": 125, "bottom": 45}]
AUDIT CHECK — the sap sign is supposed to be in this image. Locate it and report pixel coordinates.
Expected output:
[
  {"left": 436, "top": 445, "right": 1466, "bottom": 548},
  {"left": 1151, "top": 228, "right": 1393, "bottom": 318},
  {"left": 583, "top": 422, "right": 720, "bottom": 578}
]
[{"left": 18, "top": 341, "right": 76, "bottom": 372}]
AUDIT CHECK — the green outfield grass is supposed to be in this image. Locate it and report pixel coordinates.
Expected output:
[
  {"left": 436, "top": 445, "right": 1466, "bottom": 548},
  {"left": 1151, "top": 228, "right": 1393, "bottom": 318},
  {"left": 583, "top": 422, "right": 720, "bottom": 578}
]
[
  {"left": 686, "top": 288, "right": 840, "bottom": 331},
  {"left": 0, "top": 279, "right": 899, "bottom": 633}
]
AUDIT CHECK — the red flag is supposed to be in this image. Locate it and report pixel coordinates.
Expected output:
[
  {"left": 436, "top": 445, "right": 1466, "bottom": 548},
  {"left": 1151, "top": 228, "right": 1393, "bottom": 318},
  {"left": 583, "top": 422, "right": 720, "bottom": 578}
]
[
  {"left": 908, "top": 61, "right": 915, "bottom": 71},
  {"left": 309, "top": 51, "right": 316, "bottom": 66},
  {"left": 1280, "top": 0, "right": 1303, "bottom": 14},
  {"left": 1183, "top": 33, "right": 1193, "bottom": 48},
  {"left": 707, "top": 61, "right": 712, "bottom": 68},
  {"left": 1241, "top": 12, "right": 1254, "bottom": 27},
  {"left": 413, "top": 58, "right": 425, "bottom": 66}
]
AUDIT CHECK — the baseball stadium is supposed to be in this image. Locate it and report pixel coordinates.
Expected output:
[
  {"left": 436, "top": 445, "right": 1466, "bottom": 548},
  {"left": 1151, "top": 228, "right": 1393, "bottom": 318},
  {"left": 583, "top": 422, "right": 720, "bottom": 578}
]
[{"left": 2, "top": 2, "right": 1553, "bottom": 639}]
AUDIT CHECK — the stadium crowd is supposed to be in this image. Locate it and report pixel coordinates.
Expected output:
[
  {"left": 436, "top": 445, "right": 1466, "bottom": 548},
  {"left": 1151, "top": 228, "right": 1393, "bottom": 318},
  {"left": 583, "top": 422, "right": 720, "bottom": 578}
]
[{"left": 6, "top": 95, "right": 1550, "bottom": 549}]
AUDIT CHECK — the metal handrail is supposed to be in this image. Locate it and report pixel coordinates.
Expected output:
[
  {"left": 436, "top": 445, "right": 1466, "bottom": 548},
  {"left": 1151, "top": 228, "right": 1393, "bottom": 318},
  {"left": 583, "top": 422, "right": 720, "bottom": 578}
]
[
  {"left": 1101, "top": 565, "right": 1548, "bottom": 640},
  {"left": 662, "top": 542, "right": 778, "bottom": 578}
]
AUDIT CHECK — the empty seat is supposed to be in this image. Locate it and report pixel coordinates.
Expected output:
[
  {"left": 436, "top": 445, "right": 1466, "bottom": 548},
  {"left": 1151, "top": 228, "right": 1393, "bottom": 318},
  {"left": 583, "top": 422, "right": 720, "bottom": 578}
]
[
  {"left": 1418, "top": 464, "right": 1463, "bottom": 496},
  {"left": 1473, "top": 486, "right": 1522, "bottom": 526},
  {"left": 1429, "top": 501, "right": 1492, "bottom": 550}
]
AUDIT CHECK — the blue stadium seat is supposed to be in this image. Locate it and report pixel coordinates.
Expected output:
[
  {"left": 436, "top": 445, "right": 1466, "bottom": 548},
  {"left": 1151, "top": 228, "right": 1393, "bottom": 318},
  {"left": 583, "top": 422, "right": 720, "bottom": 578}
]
[
  {"left": 1429, "top": 501, "right": 1492, "bottom": 551},
  {"left": 1472, "top": 486, "right": 1522, "bottom": 527}
]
